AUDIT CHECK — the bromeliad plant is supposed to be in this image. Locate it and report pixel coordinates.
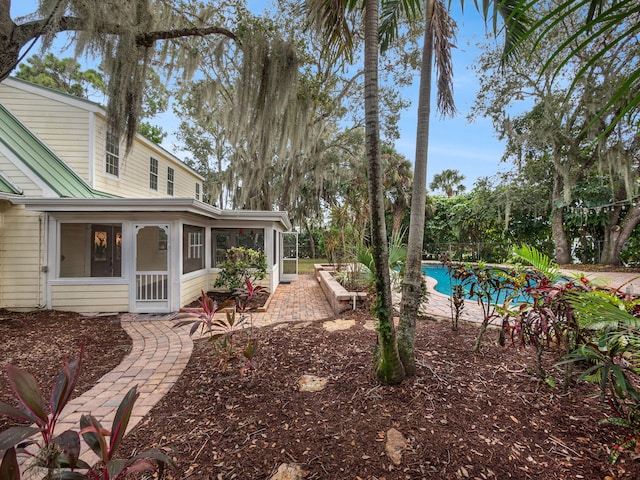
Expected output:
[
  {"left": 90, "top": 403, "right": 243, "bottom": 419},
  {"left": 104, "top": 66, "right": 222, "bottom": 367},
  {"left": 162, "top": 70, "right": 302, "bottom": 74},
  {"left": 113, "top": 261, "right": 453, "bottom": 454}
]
[{"left": 0, "top": 351, "right": 175, "bottom": 479}]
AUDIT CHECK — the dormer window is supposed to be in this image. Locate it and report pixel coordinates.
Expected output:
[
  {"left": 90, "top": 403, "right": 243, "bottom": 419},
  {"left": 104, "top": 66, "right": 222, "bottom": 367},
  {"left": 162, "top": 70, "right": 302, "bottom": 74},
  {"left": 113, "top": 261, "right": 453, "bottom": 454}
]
[
  {"left": 195, "top": 182, "right": 200, "bottom": 200},
  {"left": 105, "top": 132, "right": 120, "bottom": 177}
]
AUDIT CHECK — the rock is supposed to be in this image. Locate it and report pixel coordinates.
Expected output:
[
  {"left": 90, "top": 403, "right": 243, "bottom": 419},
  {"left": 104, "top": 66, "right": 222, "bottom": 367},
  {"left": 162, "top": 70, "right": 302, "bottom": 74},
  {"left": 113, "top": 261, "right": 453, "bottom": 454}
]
[
  {"left": 385, "top": 428, "right": 408, "bottom": 465},
  {"left": 291, "top": 322, "right": 312, "bottom": 329},
  {"left": 298, "top": 374, "right": 328, "bottom": 392},
  {"left": 323, "top": 319, "right": 356, "bottom": 331},
  {"left": 363, "top": 319, "right": 377, "bottom": 331},
  {"left": 268, "top": 463, "right": 303, "bottom": 480}
]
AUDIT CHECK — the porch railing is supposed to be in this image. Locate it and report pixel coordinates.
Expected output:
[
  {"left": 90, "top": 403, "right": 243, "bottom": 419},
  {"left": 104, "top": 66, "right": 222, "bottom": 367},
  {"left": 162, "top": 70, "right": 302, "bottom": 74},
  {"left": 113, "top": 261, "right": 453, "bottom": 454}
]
[{"left": 136, "top": 272, "right": 168, "bottom": 301}]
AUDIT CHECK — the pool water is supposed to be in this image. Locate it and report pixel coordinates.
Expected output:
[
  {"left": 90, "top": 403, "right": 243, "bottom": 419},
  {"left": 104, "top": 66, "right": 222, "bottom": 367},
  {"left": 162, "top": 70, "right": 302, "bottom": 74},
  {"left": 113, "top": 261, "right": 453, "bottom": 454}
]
[{"left": 422, "top": 263, "right": 531, "bottom": 304}]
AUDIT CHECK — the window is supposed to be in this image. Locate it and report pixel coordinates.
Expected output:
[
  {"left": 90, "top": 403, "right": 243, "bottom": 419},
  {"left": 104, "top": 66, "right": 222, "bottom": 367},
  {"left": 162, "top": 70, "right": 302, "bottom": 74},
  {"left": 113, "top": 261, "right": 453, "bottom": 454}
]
[
  {"left": 188, "top": 231, "right": 202, "bottom": 259},
  {"left": 60, "top": 223, "right": 122, "bottom": 277},
  {"left": 167, "top": 167, "right": 174, "bottom": 196},
  {"left": 195, "top": 182, "right": 200, "bottom": 200},
  {"left": 105, "top": 132, "right": 119, "bottom": 176},
  {"left": 183, "top": 225, "right": 205, "bottom": 273},
  {"left": 149, "top": 157, "right": 158, "bottom": 190},
  {"left": 211, "top": 228, "right": 264, "bottom": 267}
]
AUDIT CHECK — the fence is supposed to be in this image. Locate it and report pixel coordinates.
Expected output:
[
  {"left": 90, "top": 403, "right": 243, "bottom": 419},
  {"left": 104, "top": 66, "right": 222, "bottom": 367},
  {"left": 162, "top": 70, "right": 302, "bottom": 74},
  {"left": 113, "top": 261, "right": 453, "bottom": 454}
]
[
  {"left": 424, "top": 240, "right": 640, "bottom": 265},
  {"left": 423, "top": 242, "right": 557, "bottom": 263}
]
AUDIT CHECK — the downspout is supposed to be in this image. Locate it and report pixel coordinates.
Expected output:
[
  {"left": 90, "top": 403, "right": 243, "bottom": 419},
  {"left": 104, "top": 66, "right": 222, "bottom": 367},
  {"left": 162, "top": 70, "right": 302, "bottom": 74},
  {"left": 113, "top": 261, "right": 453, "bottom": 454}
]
[{"left": 37, "top": 213, "right": 48, "bottom": 308}]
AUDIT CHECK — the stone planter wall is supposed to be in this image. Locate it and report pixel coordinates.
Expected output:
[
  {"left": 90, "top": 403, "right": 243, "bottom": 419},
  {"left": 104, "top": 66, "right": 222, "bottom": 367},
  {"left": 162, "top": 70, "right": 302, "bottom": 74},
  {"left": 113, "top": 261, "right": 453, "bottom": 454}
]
[{"left": 314, "top": 264, "right": 368, "bottom": 314}]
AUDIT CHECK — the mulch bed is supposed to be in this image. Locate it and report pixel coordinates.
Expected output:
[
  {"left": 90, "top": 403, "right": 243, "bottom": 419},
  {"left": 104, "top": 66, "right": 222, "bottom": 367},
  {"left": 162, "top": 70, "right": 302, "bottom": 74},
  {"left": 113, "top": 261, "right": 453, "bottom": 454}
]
[
  {"left": 185, "top": 290, "right": 269, "bottom": 310},
  {"left": 120, "top": 310, "right": 640, "bottom": 479},
  {"left": 0, "top": 308, "right": 132, "bottom": 432}
]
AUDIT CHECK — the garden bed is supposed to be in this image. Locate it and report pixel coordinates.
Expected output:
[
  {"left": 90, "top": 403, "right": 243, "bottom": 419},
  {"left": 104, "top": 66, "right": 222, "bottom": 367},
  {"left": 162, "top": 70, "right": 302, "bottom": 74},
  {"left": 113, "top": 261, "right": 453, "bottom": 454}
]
[
  {"left": 184, "top": 290, "right": 271, "bottom": 312},
  {"left": 315, "top": 264, "right": 368, "bottom": 314}
]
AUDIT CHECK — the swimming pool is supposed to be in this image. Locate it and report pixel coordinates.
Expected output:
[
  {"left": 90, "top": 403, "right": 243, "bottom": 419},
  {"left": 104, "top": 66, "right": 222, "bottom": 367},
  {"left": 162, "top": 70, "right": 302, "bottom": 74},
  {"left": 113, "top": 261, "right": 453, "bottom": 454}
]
[{"left": 422, "top": 263, "right": 531, "bottom": 304}]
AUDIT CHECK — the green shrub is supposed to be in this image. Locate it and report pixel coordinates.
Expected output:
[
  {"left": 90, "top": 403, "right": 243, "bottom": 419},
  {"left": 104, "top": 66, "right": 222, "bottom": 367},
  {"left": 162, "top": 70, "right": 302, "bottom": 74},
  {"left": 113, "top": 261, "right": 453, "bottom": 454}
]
[{"left": 214, "top": 247, "right": 267, "bottom": 291}]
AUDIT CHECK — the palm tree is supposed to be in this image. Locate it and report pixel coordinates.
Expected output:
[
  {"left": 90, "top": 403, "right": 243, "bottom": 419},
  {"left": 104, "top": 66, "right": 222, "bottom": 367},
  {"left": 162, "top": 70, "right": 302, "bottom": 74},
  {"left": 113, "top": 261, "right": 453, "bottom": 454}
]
[
  {"left": 429, "top": 168, "right": 467, "bottom": 197},
  {"left": 382, "top": 146, "right": 413, "bottom": 239},
  {"left": 307, "top": 0, "right": 529, "bottom": 383},
  {"left": 396, "top": 0, "right": 456, "bottom": 375},
  {"left": 306, "top": 0, "right": 414, "bottom": 384}
]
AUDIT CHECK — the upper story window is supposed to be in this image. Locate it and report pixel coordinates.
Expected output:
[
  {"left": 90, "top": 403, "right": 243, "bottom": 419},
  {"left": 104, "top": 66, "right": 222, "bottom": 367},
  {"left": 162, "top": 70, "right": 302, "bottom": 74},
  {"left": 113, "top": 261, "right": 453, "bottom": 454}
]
[
  {"left": 149, "top": 157, "right": 158, "bottom": 190},
  {"left": 195, "top": 182, "right": 200, "bottom": 200},
  {"left": 105, "top": 132, "right": 119, "bottom": 177},
  {"left": 167, "top": 167, "right": 174, "bottom": 196}
]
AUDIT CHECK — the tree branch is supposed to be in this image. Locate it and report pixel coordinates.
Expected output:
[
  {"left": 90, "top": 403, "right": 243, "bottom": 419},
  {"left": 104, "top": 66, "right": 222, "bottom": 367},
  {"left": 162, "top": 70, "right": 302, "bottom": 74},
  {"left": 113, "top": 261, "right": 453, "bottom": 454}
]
[
  {"left": 137, "top": 26, "right": 237, "bottom": 47},
  {"left": 13, "top": 17, "right": 238, "bottom": 57}
]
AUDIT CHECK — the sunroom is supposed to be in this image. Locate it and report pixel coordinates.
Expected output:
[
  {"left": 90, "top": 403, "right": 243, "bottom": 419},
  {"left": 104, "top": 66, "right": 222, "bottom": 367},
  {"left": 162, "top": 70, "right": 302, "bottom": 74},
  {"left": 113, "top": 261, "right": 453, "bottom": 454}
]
[{"left": 20, "top": 197, "right": 295, "bottom": 314}]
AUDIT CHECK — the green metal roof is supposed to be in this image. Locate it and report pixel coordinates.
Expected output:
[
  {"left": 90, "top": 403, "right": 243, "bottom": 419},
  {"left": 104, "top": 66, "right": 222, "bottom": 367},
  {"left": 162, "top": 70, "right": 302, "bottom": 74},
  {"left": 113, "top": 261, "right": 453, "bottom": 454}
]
[
  {"left": 0, "top": 104, "right": 115, "bottom": 199},
  {"left": 0, "top": 173, "right": 21, "bottom": 194}
]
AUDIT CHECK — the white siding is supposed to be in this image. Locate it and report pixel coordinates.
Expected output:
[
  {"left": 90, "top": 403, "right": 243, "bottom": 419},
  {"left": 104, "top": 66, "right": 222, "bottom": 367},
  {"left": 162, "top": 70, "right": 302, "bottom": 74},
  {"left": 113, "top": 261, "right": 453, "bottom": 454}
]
[
  {"left": 180, "top": 273, "right": 209, "bottom": 307},
  {"left": 51, "top": 284, "right": 129, "bottom": 313},
  {"left": 0, "top": 204, "right": 44, "bottom": 308},
  {"left": 92, "top": 118, "right": 202, "bottom": 199},
  {"left": 0, "top": 84, "right": 91, "bottom": 181}
]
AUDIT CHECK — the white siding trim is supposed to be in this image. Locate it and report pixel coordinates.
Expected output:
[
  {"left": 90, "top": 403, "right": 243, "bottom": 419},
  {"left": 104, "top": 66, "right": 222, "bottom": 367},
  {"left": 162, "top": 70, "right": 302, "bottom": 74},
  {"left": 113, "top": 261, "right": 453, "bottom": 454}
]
[{"left": 88, "top": 112, "right": 95, "bottom": 187}]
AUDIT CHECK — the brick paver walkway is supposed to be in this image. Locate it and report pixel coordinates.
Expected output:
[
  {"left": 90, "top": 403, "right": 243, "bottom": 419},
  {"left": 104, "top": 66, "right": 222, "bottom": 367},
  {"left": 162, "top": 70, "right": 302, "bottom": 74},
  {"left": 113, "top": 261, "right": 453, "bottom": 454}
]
[{"left": 251, "top": 274, "right": 335, "bottom": 326}]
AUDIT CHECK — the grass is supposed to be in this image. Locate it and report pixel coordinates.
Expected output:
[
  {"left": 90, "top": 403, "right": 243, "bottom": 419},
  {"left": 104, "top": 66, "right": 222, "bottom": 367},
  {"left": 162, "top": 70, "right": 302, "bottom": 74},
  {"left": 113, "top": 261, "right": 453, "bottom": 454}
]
[{"left": 298, "top": 258, "right": 328, "bottom": 274}]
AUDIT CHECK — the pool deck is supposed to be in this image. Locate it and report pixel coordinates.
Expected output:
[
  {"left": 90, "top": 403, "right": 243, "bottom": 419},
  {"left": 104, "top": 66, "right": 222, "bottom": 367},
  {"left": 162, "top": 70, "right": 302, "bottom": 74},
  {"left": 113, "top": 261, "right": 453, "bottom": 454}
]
[{"left": 415, "top": 267, "right": 640, "bottom": 324}]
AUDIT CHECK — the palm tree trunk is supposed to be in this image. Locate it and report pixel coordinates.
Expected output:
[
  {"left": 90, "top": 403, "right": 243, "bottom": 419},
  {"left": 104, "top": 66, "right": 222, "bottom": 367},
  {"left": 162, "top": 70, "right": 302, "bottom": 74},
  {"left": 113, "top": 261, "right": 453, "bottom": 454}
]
[
  {"left": 364, "top": 0, "right": 404, "bottom": 385},
  {"left": 398, "top": 0, "right": 434, "bottom": 376}
]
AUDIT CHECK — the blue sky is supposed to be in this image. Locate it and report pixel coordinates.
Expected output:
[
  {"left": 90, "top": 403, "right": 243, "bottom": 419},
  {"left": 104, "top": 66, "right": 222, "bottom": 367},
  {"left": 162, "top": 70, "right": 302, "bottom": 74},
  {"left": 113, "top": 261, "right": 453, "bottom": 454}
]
[{"left": 11, "top": 1, "right": 510, "bottom": 190}]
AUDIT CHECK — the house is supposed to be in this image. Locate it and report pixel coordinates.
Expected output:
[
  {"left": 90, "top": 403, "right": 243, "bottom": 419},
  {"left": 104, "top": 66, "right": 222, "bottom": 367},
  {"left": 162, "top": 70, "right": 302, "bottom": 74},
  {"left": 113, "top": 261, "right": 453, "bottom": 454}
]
[{"left": 0, "top": 78, "right": 297, "bottom": 314}]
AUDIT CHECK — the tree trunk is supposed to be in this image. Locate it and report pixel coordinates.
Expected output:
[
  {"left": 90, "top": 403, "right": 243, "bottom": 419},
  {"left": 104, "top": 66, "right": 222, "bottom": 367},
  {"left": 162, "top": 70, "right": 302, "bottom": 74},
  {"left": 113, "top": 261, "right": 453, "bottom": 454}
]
[
  {"left": 364, "top": 0, "right": 404, "bottom": 385},
  {"left": 600, "top": 204, "right": 640, "bottom": 266},
  {"left": 0, "top": 19, "right": 26, "bottom": 82},
  {"left": 398, "top": 0, "right": 435, "bottom": 377},
  {"left": 305, "top": 221, "right": 316, "bottom": 259},
  {"left": 392, "top": 207, "right": 404, "bottom": 239},
  {"left": 551, "top": 172, "right": 572, "bottom": 264}
]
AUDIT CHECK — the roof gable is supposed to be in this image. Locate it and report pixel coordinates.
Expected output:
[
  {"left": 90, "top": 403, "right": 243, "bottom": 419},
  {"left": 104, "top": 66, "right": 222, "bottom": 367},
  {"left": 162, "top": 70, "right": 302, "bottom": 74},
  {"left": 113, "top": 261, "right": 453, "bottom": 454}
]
[
  {"left": 0, "top": 172, "right": 21, "bottom": 194},
  {"left": 0, "top": 104, "right": 115, "bottom": 199}
]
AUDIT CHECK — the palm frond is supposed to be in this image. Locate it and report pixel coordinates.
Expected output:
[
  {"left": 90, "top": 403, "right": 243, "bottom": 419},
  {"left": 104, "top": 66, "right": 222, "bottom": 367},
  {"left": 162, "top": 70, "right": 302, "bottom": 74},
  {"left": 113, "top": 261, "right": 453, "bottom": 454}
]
[
  {"left": 516, "top": 0, "right": 640, "bottom": 138},
  {"left": 304, "top": 0, "right": 360, "bottom": 63},
  {"left": 463, "top": 0, "right": 533, "bottom": 63},
  {"left": 496, "top": 0, "right": 534, "bottom": 63},
  {"left": 432, "top": 0, "right": 457, "bottom": 117},
  {"left": 379, "top": 0, "right": 423, "bottom": 52},
  {"left": 566, "top": 291, "right": 640, "bottom": 331},
  {"left": 512, "top": 244, "right": 561, "bottom": 282}
]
